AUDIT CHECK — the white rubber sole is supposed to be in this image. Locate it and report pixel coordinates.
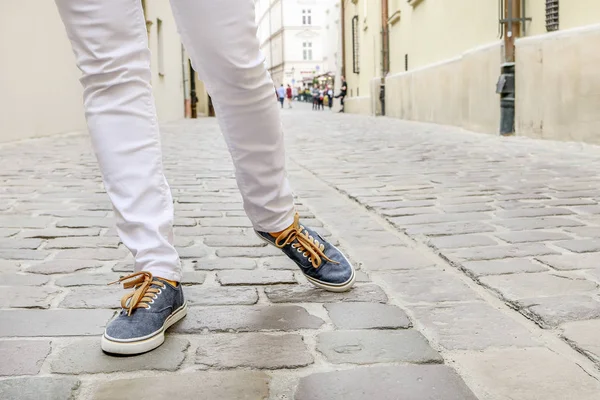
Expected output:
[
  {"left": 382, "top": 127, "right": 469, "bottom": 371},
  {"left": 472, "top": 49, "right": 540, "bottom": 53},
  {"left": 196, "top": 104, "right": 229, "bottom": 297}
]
[
  {"left": 101, "top": 302, "right": 187, "bottom": 355},
  {"left": 256, "top": 232, "right": 356, "bottom": 292}
]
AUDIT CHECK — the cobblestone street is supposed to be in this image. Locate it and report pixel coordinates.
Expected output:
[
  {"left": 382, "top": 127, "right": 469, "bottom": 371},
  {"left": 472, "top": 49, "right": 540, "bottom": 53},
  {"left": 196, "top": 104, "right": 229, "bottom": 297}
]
[{"left": 2, "top": 104, "right": 600, "bottom": 399}]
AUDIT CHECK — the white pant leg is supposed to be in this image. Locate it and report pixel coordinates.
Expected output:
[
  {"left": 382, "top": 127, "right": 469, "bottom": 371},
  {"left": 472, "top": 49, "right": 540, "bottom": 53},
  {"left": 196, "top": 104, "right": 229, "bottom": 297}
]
[
  {"left": 55, "top": 0, "right": 181, "bottom": 281},
  {"left": 169, "top": 0, "right": 295, "bottom": 232}
]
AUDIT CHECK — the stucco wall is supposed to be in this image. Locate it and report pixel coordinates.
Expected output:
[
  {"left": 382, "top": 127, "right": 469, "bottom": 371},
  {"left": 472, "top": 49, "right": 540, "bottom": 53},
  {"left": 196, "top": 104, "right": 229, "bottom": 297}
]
[{"left": 516, "top": 24, "right": 600, "bottom": 143}]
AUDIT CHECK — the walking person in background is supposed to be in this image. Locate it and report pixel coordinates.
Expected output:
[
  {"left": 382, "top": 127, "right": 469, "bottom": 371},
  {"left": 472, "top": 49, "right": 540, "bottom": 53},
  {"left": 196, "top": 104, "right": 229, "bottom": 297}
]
[
  {"left": 312, "top": 86, "right": 320, "bottom": 110},
  {"left": 286, "top": 84, "right": 293, "bottom": 108},
  {"left": 54, "top": 0, "right": 356, "bottom": 356},
  {"left": 335, "top": 76, "right": 347, "bottom": 113},
  {"left": 318, "top": 87, "right": 325, "bottom": 110},
  {"left": 277, "top": 84, "right": 286, "bottom": 109},
  {"left": 327, "top": 86, "right": 334, "bottom": 110}
]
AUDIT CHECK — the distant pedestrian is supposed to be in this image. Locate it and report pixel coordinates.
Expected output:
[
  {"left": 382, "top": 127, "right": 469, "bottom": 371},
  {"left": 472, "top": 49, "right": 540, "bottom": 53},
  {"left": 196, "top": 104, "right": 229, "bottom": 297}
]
[
  {"left": 327, "top": 87, "right": 334, "bottom": 110},
  {"left": 335, "top": 76, "right": 347, "bottom": 112},
  {"left": 312, "top": 87, "right": 320, "bottom": 110},
  {"left": 286, "top": 84, "right": 293, "bottom": 108},
  {"left": 318, "top": 87, "right": 325, "bottom": 110},
  {"left": 276, "top": 84, "right": 285, "bottom": 109}
]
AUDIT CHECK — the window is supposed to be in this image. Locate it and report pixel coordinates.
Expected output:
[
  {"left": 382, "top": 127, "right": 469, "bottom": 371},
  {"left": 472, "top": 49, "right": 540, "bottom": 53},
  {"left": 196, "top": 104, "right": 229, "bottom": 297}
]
[
  {"left": 302, "top": 9, "right": 312, "bottom": 25},
  {"left": 351, "top": 16, "right": 359, "bottom": 74},
  {"left": 157, "top": 18, "right": 165, "bottom": 76},
  {"left": 546, "top": 0, "right": 559, "bottom": 32},
  {"left": 303, "top": 42, "right": 313, "bottom": 61}
]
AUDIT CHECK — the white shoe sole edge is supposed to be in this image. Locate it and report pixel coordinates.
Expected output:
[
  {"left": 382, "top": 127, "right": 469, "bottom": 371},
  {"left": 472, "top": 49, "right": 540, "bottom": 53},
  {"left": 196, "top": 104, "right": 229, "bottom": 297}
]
[
  {"left": 101, "top": 302, "right": 188, "bottom": 355},
  {"left": 255, "top": 232, "right": 356, "bottom": 293}
]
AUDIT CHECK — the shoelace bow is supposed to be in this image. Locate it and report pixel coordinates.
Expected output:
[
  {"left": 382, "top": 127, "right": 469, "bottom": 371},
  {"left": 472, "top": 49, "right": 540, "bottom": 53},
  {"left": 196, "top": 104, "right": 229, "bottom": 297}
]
[
  {"left": 108, "top": 271, "right": 165, "bottom": 316},
  {"left": 274, "top": 213, "right": 338, "bottom": 269}
]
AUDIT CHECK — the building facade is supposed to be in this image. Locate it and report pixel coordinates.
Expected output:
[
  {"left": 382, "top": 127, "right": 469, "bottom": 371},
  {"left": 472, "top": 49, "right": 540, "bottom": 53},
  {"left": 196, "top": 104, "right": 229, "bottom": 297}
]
[
  {"left": 0, "top": 1, "right": 208, "bottom": 143},
  {"left": 341, "top": 0, "right": 600, "bottom": 143},
  {"left": 256, "top": 0, "right": 332, "bottom": 89}
]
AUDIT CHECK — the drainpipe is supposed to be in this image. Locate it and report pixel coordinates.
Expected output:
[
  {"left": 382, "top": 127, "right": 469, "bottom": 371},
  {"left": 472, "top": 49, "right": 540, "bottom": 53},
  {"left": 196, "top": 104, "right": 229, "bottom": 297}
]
[
  {"left": 380, "top": 0, "right": 389, "bottom": 116},
  {"left": 497, "top": 0, "right": 521, "bottom": 136},
  {"left": 340, "top": 0, "right": 346, "bottom": 78}
]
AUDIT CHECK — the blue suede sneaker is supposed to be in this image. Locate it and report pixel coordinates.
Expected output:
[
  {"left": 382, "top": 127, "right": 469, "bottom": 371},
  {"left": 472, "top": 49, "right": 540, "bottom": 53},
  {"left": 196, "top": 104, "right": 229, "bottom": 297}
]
[
  {"left": 256, "top": 214, "right": 355, "bottom": 292},
  {"left": 101, "top": 271, "right": 187, "bottom": 355}
]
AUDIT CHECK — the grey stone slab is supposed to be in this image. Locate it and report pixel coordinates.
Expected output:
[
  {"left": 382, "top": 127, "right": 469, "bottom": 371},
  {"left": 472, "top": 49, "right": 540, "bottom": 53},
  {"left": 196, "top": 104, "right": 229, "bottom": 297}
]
[
  {"left": 195, "top": 333, "right": 313, "bottom": 369},
  {"left": 174, "top": 217, "right": 197, "bottom": 227},
  {"left": 215, "top": 246, "right": 283, "bottom": 258},
  {"left": 56, "top": 217, "right": 113, "bottom": 228},
  {"left": 200, "top": 217, "right": 253, "bottom": 227},
  {"left": 54, "top": 247, "right": 128, "bottom": 261},
  {"left": 390, "top": 212, "right": 490, "bottom": 226},
  {"left": 59, "top": 286, "right": 125, "bottom": 309},
  {"left": 181, "top": 271, "right": 206, "bottom": 285},
  {"left": 411, "top": 302, "right": 539, "bottom": 350},
  {"left": 564, "top": 226, "right": 600, "bottom": 238},
  {"left": 295, "top": 365, "right": 477, "bottom": 400},
  {"left": 174, "top": 226, "right": 244, "bottom": 236},
  {"left": 203, "top": 234, "right": 266, "bottom": 247},
  {"left": 0, "top": 216, "right": 53, "bottom": 229},
  {"left": 0, "top": 286, "right": 59, "bottom": 308},
  {"left": 429, "top": 234, "right": 497, "bottom": 249},
  {"left": 216, "top": 270, "right": 296, "bottom": 285},
  {"left": 516, "top": 295, "right": 600, "bottom": 328},
  {"left": 0, "top": 238, "right": 42, "bottom": 250},
  {"left": 0, "top": 249, "right": 50, "bottom": 260},
  {"left": 0, "top": 340, "right": 51, "bottom": 376},
  {"left": 184, "top": 286, "right": 258, "bottom": 306},
  {"left": 496, "top": 207, "right": 574, "bottom": 219},
  {"left": 379, "top": 207, "right": 440, "bottom": 217},
  {"left": 379, "top": 269, "right": 478, "bottom": 303},
  {"left": 405, "top": 221, "right": 496, "bottom": 236},
  {"left": 93, "top": 371, "right": 269, "bottom": 400},
  {"left": 265, "top": 284, "right": 388, "bottom": 303},
  {"left": 452, "top": 348, "right": 600, "bottom": 400},
  {"left": 354, "top": 247, "right": 436, "bottom": 270},
  {"left": 459, "top": 259, "right": 548, "bottom": 277},
  {"left": 562, "top": 319, "right": 600, "bottom": 365},
  {"left": 26, "top": 260, "right": 103, "bottom": 274},
  {"left": 555, "top": 239, "right": 600, "bottom": 253},
  {"left": 45, "top": 236, "right": 120, "bottom": 249},
  {"left": 0, "top": 377, "right": 80, "bottom": 400},
  {"left": 55, "top": 273, "right": 121, "bottom": 286},
  {"left": 173, "top": 305, "right": 324, "bottom": 333},
  {"left": 261, "top": 256, "right": 298, "bottom": 270},
  {"left": 495, "top": 230, "right": 572, "bottom": 244},
  {"left": 572, "top": 205, "right": 600, "bottom": 214},
  {"left": 495, "top": 217, "right": 585, "bottom": 230},
  {"left": 324, "top": 302, "right": 411, "bottom": 329},
  {"left": 177, "top": 210, "right": 223, "bottom": 218},
  {"left": 21, "top": 228, "right": 102, "bottom": 238},
  {"left": 480, "top": 273, "right": 597, "bottom": 302},
  {"left": 0, "top": 272, "right": 50, "bottom": 286},
  {"left": 449, "top": 243, "right": 559, "bottom": 261},
  {"left": 51, "top": 337, "right": 188, "bottom": 374},
  {"left": 177, "top": 246, "right": 208, "bottom": 259},
  {"left": 317, "top": 330, "right": 442, "bottom": 364},
  {"left": 0, "top": 260, "right": 20, "bottom": 273},
  {"left": 536, "top": 253, "right": 600, "bottom": 270},
  {"left": 194, "top": 258, "right": 256, "bottom": 270},
  {"left": 0, "top": 228, "right": 19, "bottom": 238},
  {"left": 440, "top": 203, "right": 494, "bottom": 213},
  {"left": 0, "top": 309, "right": 113, "bottom": 337}
]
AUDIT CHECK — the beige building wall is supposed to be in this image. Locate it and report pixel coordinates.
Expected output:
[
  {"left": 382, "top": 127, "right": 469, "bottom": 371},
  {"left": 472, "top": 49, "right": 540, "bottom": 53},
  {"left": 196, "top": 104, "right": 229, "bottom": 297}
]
[{"left": 0, "top": 1, "right": 193, "bottom": 144}]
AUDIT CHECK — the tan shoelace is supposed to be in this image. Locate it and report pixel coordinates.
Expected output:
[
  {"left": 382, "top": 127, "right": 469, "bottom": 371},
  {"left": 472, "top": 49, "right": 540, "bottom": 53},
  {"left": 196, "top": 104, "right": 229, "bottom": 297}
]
[
  {"left": 108, "top": 271, "right": 165, "bottom": 316},
  {"left": 273, "top": 213, "right": 338, "bottom": 269}
]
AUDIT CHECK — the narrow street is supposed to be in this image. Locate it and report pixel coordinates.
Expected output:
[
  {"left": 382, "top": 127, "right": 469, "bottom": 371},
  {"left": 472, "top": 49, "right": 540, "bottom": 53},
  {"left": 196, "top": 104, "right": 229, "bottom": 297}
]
[{"left": 1, "top": 104, "right": 600, "bottom": 399}]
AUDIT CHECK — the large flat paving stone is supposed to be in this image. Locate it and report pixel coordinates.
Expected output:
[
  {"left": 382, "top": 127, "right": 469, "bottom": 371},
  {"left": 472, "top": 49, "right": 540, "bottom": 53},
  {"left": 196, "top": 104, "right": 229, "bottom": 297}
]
[
  {"left": 516, "top": 295, "right": 600, "bottom": 328},
  {"left": 59, "top": 286, "right": 124, "bottom": 309},
  {"left": 480, "top": 273, "right": 598, "bottom": 301},
  {"left": 0, "top": 286, "right": 60, "bottom": 308},
  {"left": 452, "top": 348, "right": 600, "bottom": 400},
  {"left": 411, "top": 302, "right": 539, "bottom": 350},
  {"left": 317, "top": 330, "right": 442, "bottom": 364},
  {"left": 195, "top": 333, "right": 313, "bottom": 369},
  {"left": 0, "top": 309, "right": 113, "bottom": 337},
  {"left": 324, "top": 302, "right": 411, "bottom": 329},
  {"left": 183, "top": 286, "right": 258, "bottom": 306},
  {"left": 265, "top": 284, "right": 388, "bottom": 303},
  {"left": 562, "top": 319, "right": 600, "bottom": 365},
  {"left": 25, "top": 259, "right": 103, "bottom": 274},
  {"left": 172, "top": 305, "right": 324, "bottom": 333},
  {"left": 51, "top": 337, "right": 188, "bottom": 374},
  {"left": 449, "top": 243, "right": 559, "bottom": 261},
  {"left": 459, "top": 259, "right": 548, "bottom": 277},
  {"left": 295, "top": 365, "right": 477, "bottom": 400},
  {"left": 0, "top": 340, "right": 51, "bottom": 376},
  {"left": 377, "top": 269, "right": 478, "bottom": 303},
  {"left": 354, "top": 247, "right": 436, "bottom": 270},
  {"left": 93, "top": 371, "right": 269, "bottom": 400},
  {"left": 535, "top": 253, "right": 600, "bottom": 270},
  {"left": 194, "top": 258, "right": 257, "bottom": 270},
  {"left": 0, "top": 377, "right": 80, "bottom": 400},
  {"left": 216, "top": 270, "right": 296, "bottom": 285},
  {"left": 0, "top": 272, "right": 50, "bottom": 286}
]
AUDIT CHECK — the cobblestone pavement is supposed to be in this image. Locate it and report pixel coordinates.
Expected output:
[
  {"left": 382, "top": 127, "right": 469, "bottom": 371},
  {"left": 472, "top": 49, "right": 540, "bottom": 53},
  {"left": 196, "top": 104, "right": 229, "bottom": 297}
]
[{"left": 2, "top": 103, "right": 600, "bottom": 399}]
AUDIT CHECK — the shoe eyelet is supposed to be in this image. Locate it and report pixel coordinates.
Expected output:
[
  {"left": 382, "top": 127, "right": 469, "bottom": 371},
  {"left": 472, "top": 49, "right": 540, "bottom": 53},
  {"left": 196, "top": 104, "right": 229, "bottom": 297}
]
[
  {"left": 147, "top": 305, "right": 152, "bottom": 310},
  {"left": 149, "top": 299, "right": 155, "bottom": 304},
  {"left": 297, "top": 248, "right": 303, "bottom": 253}
]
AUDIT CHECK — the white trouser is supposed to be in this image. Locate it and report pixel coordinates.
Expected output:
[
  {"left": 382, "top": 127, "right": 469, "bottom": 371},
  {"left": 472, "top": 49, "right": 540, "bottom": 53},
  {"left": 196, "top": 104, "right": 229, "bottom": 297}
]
[{"left": 55, "top": 0, "right": 295, "bottom": 281}]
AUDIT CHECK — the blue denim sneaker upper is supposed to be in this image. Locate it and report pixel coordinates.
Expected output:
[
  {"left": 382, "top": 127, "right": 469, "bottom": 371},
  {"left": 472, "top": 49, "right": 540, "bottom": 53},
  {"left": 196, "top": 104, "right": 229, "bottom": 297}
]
[
  {"left": 104, "top": 272, "right": 185, "bottom": 341},
  {"left": 256, "top": 214, "right": 353, "bottom": 285}
]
